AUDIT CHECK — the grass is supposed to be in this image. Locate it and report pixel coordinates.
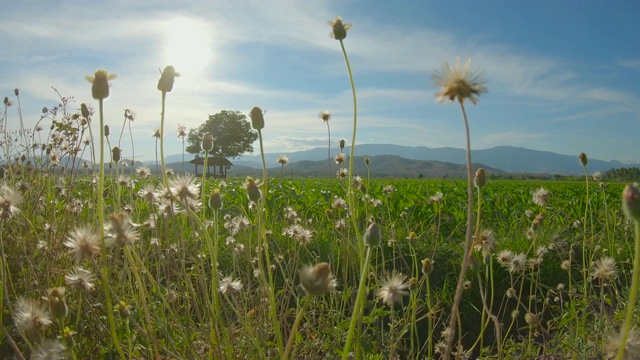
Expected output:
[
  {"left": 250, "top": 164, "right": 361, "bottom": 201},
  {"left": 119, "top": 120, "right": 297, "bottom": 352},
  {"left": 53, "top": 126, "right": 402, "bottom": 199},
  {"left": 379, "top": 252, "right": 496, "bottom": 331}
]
[{"left": 1, "top": 15, "right": 639, "bottom": 360}]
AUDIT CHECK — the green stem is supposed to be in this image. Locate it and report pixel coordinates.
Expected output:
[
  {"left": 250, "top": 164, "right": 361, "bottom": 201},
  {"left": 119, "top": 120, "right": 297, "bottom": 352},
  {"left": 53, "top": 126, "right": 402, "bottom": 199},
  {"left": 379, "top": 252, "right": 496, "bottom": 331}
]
[
  {"left": 342, "top": 246, "right": 372, "bottom": 359},
  {"left": 617, "top": 220, "right": 640, "bottom": 360},
  {"left": 339, "top": 39, "right": 362, "bottom": 247},
  {"left": 98, "top": 99, "right": 126, "bottom": 360},
  {"left": 283, "top": 295, "right": 311, "bottom": 360},
  {"left": 257, "top": 130, "right": 283, "bottom": 355},
  {"left": 443, "top": 100, "right": 474, "bottom": 360},
  {"left": 160, "top": 92, "right": 168, "bottom": 187}
]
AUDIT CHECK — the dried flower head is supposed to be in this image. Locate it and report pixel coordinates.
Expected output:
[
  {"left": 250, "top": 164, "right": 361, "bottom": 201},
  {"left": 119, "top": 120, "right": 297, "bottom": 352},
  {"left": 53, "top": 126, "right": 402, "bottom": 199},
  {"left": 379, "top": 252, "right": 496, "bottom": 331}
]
[
  {"left": 299, "top": 262, "right": 337, "bottom": 296},
  {"left": 432, "top": 57, "right": 487, "bottom": 105},
  {"left": 31, "top": 340, "right": 66, "bottom": 360},
  {"left": 421, "top": 258, "right": 434, "bottom": 275},
  {"left": 219, "top": 276, "right": 243, "bottom": 295},
  {"left": 532, "top": 187, "right": 549, "bottom": 207},
  {"left": 579, "top": 152, "right": 588, "bottom": 167},
  {"left": 474, "top": 168, "right": 486, "bottom": 188},
  {"left": 201, "top": 133, "right": 214, "bottom": 152},
  {"left": 339, "top": 139, "right": 346, "bottom": 150},
  {"left": 591, "top": 256, "right": 617, "bottom": 281},
  {"left": 328, "top": 16, "right": 351, "bottom": 40},
  {"left": 45, "top": 287, "right": 68, "bottom": 320},
  {"left": 593, "top": 171, "right": 602, "bottom": 182},
  {"left": 428, "top": 191, "right": 444, "bottom": 204},
  {"left": 0, "top": 184, "right": 23, "bottom": 220},
  {"left": 319, "top": 110, "right": 332, "bottom": 122},
  {"left": 85, "top": 69, "right": 117, "bottom": 100},
  {"left": 177, "top": 124, "right": 187, "bottom": 142},
  {"left": 104, "top": 212, "right": 140, "bottom": 247},
  {"left": 278, "top": 155, "right": 289, "bottom": 165},
  {"left": 606, "top": 328, "right": 640, "bottom": 360},
  {"left": 136, "top": 166, "right": 151, "bottom": 179},
  {"left": 336, "top": 168, "right": 348, "bottom": 179},
  {"left": 157, "top": 65, "right": 180, "bottom": 93},
  {"left": 64, "top": 226, "right": 101, "bottom": 262},
  {"left": 473, "top": 229, "right": 496, "bottom": 256},
  {"left": 209, "top": 188, "right": 223, "bottom": 211},
  {"left": 13, "top": 297, "right": 52, "bottom": 333},
  {"left": 152, "top": 128, "right": 161, "bottom": 139},
  {"left": 364, "top": 222, "right": 381, "bottom": 247},
  {"left": 169, "top": 173, "right": 200, "bottom": 201},
  {"left": 65, "top": 267, "right": 96, "bottom": 291},
  {"left": 376, "top": 271, "right": 410, "bottom": 307}
]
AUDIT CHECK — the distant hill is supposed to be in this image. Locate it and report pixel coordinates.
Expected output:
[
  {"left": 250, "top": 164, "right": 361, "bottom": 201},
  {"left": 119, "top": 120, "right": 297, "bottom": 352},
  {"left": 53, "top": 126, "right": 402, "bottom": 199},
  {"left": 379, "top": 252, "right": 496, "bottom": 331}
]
[
  {"left": 230, "top": 144, "right": 637, "bottom": 176},
  {"left": 168, "top": 154, "right": 503, "bottom": 179},
  {"left": 158, "top": 144, "right": 637, "bottom": 176}
]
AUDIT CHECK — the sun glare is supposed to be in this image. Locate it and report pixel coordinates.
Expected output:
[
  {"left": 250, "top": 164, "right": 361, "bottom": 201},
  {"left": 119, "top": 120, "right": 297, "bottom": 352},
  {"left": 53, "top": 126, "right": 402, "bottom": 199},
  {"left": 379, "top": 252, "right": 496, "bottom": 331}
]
[{"left": 163, "top": 17, "right": 213, "bottom": 77}]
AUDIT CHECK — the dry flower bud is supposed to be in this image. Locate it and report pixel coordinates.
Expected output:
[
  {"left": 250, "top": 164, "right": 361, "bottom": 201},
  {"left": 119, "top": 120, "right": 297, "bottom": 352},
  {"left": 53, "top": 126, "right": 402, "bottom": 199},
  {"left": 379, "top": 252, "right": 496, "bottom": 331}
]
[
  {"left": 201, "top": 133, "right": 214, "bottom": 152},
  {"left": 474, "top": 168, "right": 486, "bottom": 188},
  {"left": 579, "top": 152, "right": 588, "bottom": 167},
  {"left": 622, "top": 184, "right": 640, "bottom": 221},
  {"left": 111, "top": 147, "right": 121, "bottom": 163},
  {"left": 299, "top": 262, "right": 337, "bottom": 296},
  {"left": 250, "top": 107, "right": 265, "bottom": 130},
  {"left": 364, "top": 222, "right": 381, "bottom": 247},
  {"left": 209, "top": 189, "right": 223, "bottom": 211},
  {"left": 157, "top": 65, "right": 180, "bottom": 93}
]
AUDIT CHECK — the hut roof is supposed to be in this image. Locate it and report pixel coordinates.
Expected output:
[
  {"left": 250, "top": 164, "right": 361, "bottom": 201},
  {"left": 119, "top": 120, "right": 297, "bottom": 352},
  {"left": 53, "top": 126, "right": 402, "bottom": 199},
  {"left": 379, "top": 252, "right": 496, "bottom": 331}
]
[{"left": 189, "top": 157, "right": 233, "bottom": 166}]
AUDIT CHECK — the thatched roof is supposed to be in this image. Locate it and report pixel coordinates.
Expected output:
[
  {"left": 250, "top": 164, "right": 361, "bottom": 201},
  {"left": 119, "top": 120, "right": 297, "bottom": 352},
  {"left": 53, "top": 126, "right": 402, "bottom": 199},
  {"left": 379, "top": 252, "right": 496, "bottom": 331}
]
[{"left": 189, "top": 157, "right": 233, "bottom": 166}]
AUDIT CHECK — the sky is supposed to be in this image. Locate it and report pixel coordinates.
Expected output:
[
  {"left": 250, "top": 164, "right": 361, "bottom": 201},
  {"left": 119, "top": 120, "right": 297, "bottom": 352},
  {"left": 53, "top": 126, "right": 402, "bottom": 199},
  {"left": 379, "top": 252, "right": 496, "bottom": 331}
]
[{"left": 1, "top": 0, "right": 639, "bottom": 164}]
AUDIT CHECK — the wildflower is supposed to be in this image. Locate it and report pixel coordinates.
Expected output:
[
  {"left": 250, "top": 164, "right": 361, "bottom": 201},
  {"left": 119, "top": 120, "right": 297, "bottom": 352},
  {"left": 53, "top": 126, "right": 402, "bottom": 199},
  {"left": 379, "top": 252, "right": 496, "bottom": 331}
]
[
  {"left": 421, "top": 258, "right": 434, "bottom": 276},
  {"left": 593, "top": 171, "right": 602, "bottom": 182},
  {"left": 383, "top": 185, "right": 394, "bottom": 194},
  {"left": 376, "top": 271, "right": 410, "bottom": 307},
  {"left": 169, "top": 173, "right": 199, "bottom": 201},
  {"left": 13, "top": 297, "right": 52, "bottom": 333},
  {"left": 157, "top": 65, "right": 180, "bottom": 93},
  {"left": 249, "top": 106, "right": 265, "bottom": 131},
  {"left": 532, "top": 187, "right": 549, "bottom": 207},
  {"left": 104, "top": 212, "right": 140, "bottom": 246},
  {"left": 31, "top": 340, "right": 66, "bottom": 360},
  {"left": 0, "top": 184, "right": 23, "bottom": 220},
  {"left": 474, "top": 168, "right": 486, "bottom": 188},
  {"left": 606, "top": 328, "right": 640, "bottom": 360},
  {"left": 328, "top": 16, "right": 351, "bottom": 40},
  {"left": 407, "top": 231, "right": 418, "bottom": 242},
  {"left": 81, "top": 103, "right": 91, "bottom": 118},
  {"left": 234, "top": 243, "right": 245, "bottom": 253},
  {"left": 507, "top": 253, "right": 527, "bottom": 273},
  {"left": 64, "top": 226, "right": 101, "bottom": 262},
  {"left": 116, "top": 300, "right": 131, "bottom": 319},
  {"left": 336, "top": 168, "right": 348, "bottom": 179},
  {"left": 560, "top": 259, "right": 571, "bottom": 271},
  {"left": 209, "top": 189, "right": 223, "bottom": 211},
  {"left": 283, "top": 224, "right": 314, "bottom": 245},
  {"left": 65, "top": 267, "right": 96, "bottom": 291},
  {"left": 45, "top": 287, "right": 67, "bottom": 320},
  {"left": 138, "top": 183, "right": 156, "bottom": 203},
  {"left": 339, "top": 139, "right": 346, "bottom": 151},
  {"left": 219, "top": 277, "right": 243, "bottom": 295},
  {"left": 591, "top": 256, "right": 617, "bottom": 281},
  {"left": 332, "top": 197, "right": 347, "bottom": 209},
  {"left": 473, "top": 229, "right": 496, "bottom": 256},
  {"left": 201, "top": 133, "right": 214, "bottom": 152},
  {"left": 244, "top": 177, "right": 262, "bottom": 203},
  {"left": 496, "top": 249, "right": 513, "bottom": 265},
  {"left": 152, "top": 128, "right": 161, "bottom": 139},
  {"left": 177, "top": 124, "right": 187, "bottom": 142},
  {"left": 428, "top": 192, "right": 444, "bottom": 204},
  {"left": 299, "top": 262, "right": 337, "bottom": 296},
  {"left": 136, "top": 166, "right": 151, "bottom": 179},
  {"left": 364, "top": 222, "right": 381, "bottom": 247},
  {"left": 622, "top": 184, "right": 640, "bottom": 221},
  {"left": 335, "top": 153, "right": 346, "bottom": 165},
  {"left": 319, "top": 110, "right": 331, "bottom": 122},
  {"left": 124, "top": 108, "right": 135, "bottom": 122},
  {"left": 579, "top": 152, "right": 588, "bottom": 167},
  {"left": 352, "top": 175, "right": 363, "bottom": 189},
  {"left": 85, "top": 69, "right": 117, "bottom": 100},
  {"left": 432, "top": 57, "right": 487, "bottom": 105},
  {"left": 278, "top": 155, "right": 289, "bottom": 165}
]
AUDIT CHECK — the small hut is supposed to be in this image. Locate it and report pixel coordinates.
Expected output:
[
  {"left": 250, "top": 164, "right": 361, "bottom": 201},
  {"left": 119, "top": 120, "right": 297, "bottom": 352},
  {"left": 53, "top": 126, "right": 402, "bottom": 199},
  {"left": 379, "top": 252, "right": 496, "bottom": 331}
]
[{"left": 189, "top": 156, "right": 233, "bottom": 178}]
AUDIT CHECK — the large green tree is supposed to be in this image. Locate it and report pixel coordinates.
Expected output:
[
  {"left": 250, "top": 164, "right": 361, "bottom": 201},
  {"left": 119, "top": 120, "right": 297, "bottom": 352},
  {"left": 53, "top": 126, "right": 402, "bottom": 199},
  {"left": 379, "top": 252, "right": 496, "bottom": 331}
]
[{"left": 186, "top": 110, "right": 258, "bottom": 158}]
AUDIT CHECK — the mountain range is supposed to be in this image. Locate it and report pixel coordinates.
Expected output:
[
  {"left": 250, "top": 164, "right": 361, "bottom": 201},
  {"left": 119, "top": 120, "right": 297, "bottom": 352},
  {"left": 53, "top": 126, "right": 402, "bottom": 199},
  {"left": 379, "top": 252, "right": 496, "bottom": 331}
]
[{"left": 161, "top": 144, "right": 637, "bottom": 176}]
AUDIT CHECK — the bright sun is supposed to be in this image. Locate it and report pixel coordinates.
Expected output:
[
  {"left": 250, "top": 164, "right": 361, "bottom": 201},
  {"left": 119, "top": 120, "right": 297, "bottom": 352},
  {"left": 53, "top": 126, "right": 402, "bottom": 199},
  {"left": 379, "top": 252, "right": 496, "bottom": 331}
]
[{"left": 163, "top": 17, "right": 213, "bottom": 77}]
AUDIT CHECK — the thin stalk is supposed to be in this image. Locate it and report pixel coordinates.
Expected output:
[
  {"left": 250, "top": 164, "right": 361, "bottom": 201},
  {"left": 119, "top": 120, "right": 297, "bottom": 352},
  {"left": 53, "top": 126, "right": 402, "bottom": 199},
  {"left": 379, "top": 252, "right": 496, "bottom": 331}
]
[
  {"left": 124, "top": 246, "right": 160, "bottom": 359},
  {"left": 257, "top": 129, "right": 283, "bottom": 355},
  {"left": 617, "top": 220, "right": 640, "bottom": 360},
  {"left": 160, "top": 92, "right": 168, "bottom": 186},
  {"left": 339, "top": 39, "right": 362, "bottom": 244},
  {"left": 443, "top": 100, "right": 474, "bottom": 360},
  {"left": 342, "top": 246, "right": 372, "bottom": 360},
  {"left": 283, "top": 295, "right": 311, "bottom": 360},
  {"left": 326, "top": 120, "right": 331, "bottom": 178},
  {"left": 97, "top": 99, "right": 126, "bottom": 359}
]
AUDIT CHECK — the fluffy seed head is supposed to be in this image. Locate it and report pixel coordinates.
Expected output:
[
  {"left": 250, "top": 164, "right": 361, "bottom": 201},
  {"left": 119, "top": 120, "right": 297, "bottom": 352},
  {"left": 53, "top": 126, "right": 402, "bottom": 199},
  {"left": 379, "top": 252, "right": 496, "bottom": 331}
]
[
  {"left": 376, "top": 271, "right": 410, "bottom": 307},
  {"left": 299, "top": 262, "right": 337, "bottom": 296},
  {"left": 13, "top": 297, "right": 52, "bottom": 333},
  {"left": 278, "top": 155, "right": 288, "bottom": 165},
  {"left": 591, "top": 256, "right": 617, "bottom": 281},
  {"left": 432, "top": 57, "right": 487, "bottom": 105},
  {"left": 64, "top": 226, "right": 101, "bottom": 262},
  {"left": 219, "top": 276, "right": 243, "bottom": 295}
]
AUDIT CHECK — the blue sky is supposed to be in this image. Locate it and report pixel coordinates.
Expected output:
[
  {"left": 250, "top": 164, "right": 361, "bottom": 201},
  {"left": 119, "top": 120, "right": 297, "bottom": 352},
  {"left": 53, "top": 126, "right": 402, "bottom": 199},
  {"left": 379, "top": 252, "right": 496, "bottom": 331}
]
[{"left": 1, "top": 0, "right": 639, "bottom": 164}]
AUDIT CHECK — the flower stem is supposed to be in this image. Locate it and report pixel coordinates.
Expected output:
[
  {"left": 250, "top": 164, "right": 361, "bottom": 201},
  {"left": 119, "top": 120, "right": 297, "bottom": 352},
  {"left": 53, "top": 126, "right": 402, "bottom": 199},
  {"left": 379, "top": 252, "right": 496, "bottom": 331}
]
[
  {"left": 617, "top": 220, "right": 640, "bottom": 360},
  {"left": 159, "top": 92, "right": 168, "bottom": 187},
  {"left": 339, "top": 39, "right": 362, "bottom": 244},
  {"left": 283, "top": 295, "right": 311, "bottom": 360},
  {"left": 443, "top": 100, "right": 474, "bottom": 360},
  {"left": 97, "top": 99, "right": 126, "bottom": 360},
  {"left": 342, "top": 246, "right": 372, "bottom": 359}
]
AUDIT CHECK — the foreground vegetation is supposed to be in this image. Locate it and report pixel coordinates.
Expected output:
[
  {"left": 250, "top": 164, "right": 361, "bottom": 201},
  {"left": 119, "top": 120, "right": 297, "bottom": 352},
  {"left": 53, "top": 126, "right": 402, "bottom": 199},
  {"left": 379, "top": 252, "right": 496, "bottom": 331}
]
[{"left": 2, "top": 14, "right": 640, "bottom": 360}]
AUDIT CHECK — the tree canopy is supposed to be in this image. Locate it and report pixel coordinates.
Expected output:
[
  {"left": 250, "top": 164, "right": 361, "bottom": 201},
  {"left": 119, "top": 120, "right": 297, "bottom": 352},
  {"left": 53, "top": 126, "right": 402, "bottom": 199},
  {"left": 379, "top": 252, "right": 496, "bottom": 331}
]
[{"left": 186, "top": 110, "right": 258, "bottom": 158}]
